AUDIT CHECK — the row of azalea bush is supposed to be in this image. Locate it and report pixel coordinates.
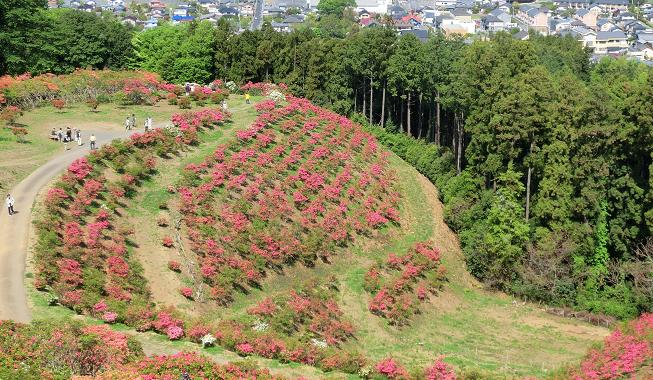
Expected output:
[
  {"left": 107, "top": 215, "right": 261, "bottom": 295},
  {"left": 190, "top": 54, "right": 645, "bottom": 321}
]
[
  {"left": 0, "top": 69, "right": 291, "bottom": 112},
  {"left": 34, "top": 108, "right": 230, "bottom": 330},
  {"left": 0, "top": 320, "right": 280, "bottom": 380},
  {"left": 560, "top": 312, "right": 653, "bottom": 380},
  {"left": 246, "top": 278, "right": 355, "bottom": 347},
  {"left": 0, "top": 69, "right": 161, "bottom": 109},
  {"left": 176, "top": 96, "right": 401, "bottom": 305},
  {"left": 366, "top": 242, "right": 448, "bottom": 326}
]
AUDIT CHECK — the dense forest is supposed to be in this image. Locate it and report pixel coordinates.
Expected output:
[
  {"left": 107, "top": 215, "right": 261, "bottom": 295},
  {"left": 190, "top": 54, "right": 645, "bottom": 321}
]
[{"left": 2, "top": 1, "right": 653, "bottom": 319}]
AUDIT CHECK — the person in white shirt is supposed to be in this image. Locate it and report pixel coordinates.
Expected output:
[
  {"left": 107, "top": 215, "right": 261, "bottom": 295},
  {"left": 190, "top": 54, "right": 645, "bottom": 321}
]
[
  {"left": 6, "top": 194, "right": 15, "bottom": 215},
  {"left": 89, "top": 134, "right": 97, "bottom": 150},
  {"left": 144, "top": 116, "right": 152, "bottom": 131}
]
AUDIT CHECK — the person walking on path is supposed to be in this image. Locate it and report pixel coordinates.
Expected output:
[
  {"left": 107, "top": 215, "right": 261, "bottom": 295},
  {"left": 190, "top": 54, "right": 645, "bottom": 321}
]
[
  {"left": 6, "top": 194, "right": 15, "bottom": 215},
  {"left": 57, "top": 128, "right": 63, "bottom": 142},
  {"left": 129, "top": 114, "right": 136, "bottom": 130},
  {"left": 89, "top": 134, "right": 97, "bottom": 150},
  {"left": 76, "top": 129, "right": 82, "bottom": 146},
  {"left": 245, "top": 93, "right": 251, "bottom": 104},
  {"left": 144, "top": 116, "right": 152, "bottom": 131},
  {"left": 65, "top": 127, "right": 72, "bottom": 142}
]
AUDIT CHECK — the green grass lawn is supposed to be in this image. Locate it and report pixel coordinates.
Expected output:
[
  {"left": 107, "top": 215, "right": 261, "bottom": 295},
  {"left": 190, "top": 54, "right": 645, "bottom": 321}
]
[
  {"left": 0, "top": 100, "right": 230, "bottom": 192},
  {"left": 24, "top": 96, "right": 608, "bottom": 379}
]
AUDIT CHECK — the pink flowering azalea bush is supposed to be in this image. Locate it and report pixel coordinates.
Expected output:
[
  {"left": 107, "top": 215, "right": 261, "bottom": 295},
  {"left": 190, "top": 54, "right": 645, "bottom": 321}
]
[
  {"left": 34, "top": 107, "right": 231, "bottom": 339},
  {"left": 365, "top": 242, "right": 447, "bottom": 325},
  {"left": 247, "top": 279, "right": 355, "bottom": 347},
  {"left": 112, "top": 351, "right": 281, "bottom": 379},
  {"left": 568, "top": 313, "right": 653, "bottom": 379},
  {"left": 0, "top": 320, "right": 143, "bottom": 378},
  {"left": 178, "top": 96, "right": 400, "bottom": 304}
]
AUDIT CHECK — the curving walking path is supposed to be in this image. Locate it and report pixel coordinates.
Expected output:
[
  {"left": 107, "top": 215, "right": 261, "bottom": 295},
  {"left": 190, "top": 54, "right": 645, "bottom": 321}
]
[{"left": 0, "top": 130, "right": 133, "bottom": 322}]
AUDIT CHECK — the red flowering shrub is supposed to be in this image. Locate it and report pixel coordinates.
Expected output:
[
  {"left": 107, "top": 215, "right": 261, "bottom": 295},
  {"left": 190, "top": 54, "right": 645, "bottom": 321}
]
[
  {"left": 375, "top": 357, "right": 411, "bottom": 379},
  {"left": 117, "top": 352, "right": 280, "bottom": 379},
  {"left": 570, "top": 313, "right": 653, "bottom": 379},
  {"left": 366, "top": 242, "right": 446, "bottom": 326},
  {"left": 68, "top": 157, "right": 93, "bottom": 180},
  {"left": 424, "top": 357, "right": 457, "bottom": 380},
  {"left": 162, "top": 236, "right": 174, "bottom": 247},
  {"left": 0, "top": 320, "right": 144, "bottom": 378},
  {"left": 168, "top": 260, "right": 181, "bottom": 271},
  {"left": 51, "top": 98, "right": 65, "bottom": 110},
  {"left": 247, "top": 281, "right": 355, "bottom": 347},
  {"left": 179, "top": 287, "right": 193, "bottom": 299},
  {"left": 179, "top": 97, "right": 399, "bottom": 304}
]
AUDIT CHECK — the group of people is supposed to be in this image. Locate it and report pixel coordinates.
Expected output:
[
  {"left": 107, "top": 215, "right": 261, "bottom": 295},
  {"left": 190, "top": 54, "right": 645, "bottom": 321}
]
[
  {"left": 50, "top": 127, "right": 88, "bottom": 151},
  {"left": 50, "top": 127, "right": 96, "bottom": 151},
  {"left": 125, "top": 114, "right": 153, "bottom": 131}
]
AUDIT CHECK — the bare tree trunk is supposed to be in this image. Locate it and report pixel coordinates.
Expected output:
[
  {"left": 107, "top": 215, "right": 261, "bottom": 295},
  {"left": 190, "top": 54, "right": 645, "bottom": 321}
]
[
  {"left": 525, "top": 141, "right": 534, "bottom": 221},
  {"left": 381, "top": 85, "right": 386, "bottom": 128},
  {"left": 455, "top": 111, "right": 463, "bottom": 174},
  {"left": 435, "top": 91, "right": 441, "bottom": 146},
  {"left": 407, "top": 92, "right": 411, "bottom": 136},
  {"left": 400, "top": 96, "right": 404, "bottom": 132},
  {"left": 418, "top": 93, "right": 423, "bottom": 139},
  {"left": 362, "top": 81, "right": 366, "bottom": 117},
  {"left": 369, "top": 76, "right": 373, "bottom": 124}
]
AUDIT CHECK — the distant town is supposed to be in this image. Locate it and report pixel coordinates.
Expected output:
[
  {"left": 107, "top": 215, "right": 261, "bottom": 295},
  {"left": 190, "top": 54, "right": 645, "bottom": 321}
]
[{"left": 52, "top": 0, "right": 653, "bottom": 63}]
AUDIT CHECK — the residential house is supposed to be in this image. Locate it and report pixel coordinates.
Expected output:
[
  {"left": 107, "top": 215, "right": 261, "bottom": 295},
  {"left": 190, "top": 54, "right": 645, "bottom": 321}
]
[
  {"left": 552, "top": 17, "right": 573, "bottom": 32},
  {"left": 483, "top": 14, "right": 509, "bottom": 32},
  {"left": 564, "top": 26, "right": 597, "bottom": 48},
  {"left": 575, "top": 8, "right": 598, "bottom": 29},
  {"left": 358, "top": 8, "right": 372, "bottom": 19},
  {"left": 637, "top": 31, "right": 653, "bottom": 44},
  {"left": 388, "top": 5, "right": 407, "bottom": 19},
  {"left": 400, "top": 28, "right": 429, "bottom": 42},
  {"left": 355, "top": 0, "right": 391, "bottom": 14},
  {"left": 594, "top": 0, "right": 628, "bottom": 12},
  {"left": 594, "top": 30, "right": 628, "bottom": 54},
  {"left": 282, "top": 15, "right": 304, "bottom": 25},
  {"left": 240, "top": 3, "right": 254, "bottom": 16},
  {"left": 553, "top": 0, "right": 591, "bottom": 9},
  {"left": 263, "top": 6, "right": 284, "bottom": 17},
  {"left": 627, "top": 42, "right": 653, "bottom": 61},
  {"left": 440, "top": 10, "right": 476, "bottom": 34},
  {"left": 217, "top": 6, "right": 239, "bottom": 17},
  {"left": 400, "top": 12, "right": 423, "bottom": 27},
  {"left": 488, "top": 8, "right": 511, "bottom": 23},
  {"left": 513, "top": 30, "right": 530, "bottom": 40},
  {"left": 451, "top": 8, "right": 472, "bottom": 22},
  {"left": 435, "top": 0, "right": 458, "bottom": 9},
  {"left": 144, "top": 17, "right": 158, "bottom": 29},
  {"left": 598, "top": 18, "right": 617, "bottom": 31},
  {"left": 518, "top": 4, "right": 549, "bottom": 34},
  {"left": 271, "top": 21, "right": 290, "bottom": 32},
  {"left": 360, "top": 18, "right": 380, "bottom": 27}
]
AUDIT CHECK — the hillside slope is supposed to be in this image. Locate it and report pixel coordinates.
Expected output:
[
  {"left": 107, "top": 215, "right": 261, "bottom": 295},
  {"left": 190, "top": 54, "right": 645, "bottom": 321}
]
[{"left": 24, "top": 95, "right": 610, "bottom": 379}]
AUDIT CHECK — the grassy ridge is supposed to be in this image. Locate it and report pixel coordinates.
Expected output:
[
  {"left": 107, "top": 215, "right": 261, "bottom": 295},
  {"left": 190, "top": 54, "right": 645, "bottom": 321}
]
[{"left": 22, "top": 98, "right": 609, "bottom": 379}]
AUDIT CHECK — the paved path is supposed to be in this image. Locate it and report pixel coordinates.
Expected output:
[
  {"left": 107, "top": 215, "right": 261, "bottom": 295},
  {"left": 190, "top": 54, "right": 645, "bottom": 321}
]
[{"left": 0, "top": 130, "right": 132, "bottom": 322}]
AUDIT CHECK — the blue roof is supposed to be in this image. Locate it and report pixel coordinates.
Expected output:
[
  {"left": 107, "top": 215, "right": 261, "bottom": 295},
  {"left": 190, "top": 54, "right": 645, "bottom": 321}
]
[{"left": 172, "top": 15, "right": 195, "bottom": 21}]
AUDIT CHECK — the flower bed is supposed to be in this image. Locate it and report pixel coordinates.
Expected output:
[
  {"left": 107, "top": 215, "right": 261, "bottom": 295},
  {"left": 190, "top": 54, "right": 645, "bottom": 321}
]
[
  {"left": 178, "top": 96, "right": 400, "bottom": 304},
  {"left": 0, "top": 320, "right": 143, "bottom": 378},
  {"left": 34, "top": 108, "right": 230, "bottom": 330},
  {"left": 247, "top": 279, "right": 355, "bottom": 347},
  {"left": 0, "top": 70, "right": 161, "bottom": 109},
  {"left": 365, "top": 242, "right": 447, "bottom": 325}
]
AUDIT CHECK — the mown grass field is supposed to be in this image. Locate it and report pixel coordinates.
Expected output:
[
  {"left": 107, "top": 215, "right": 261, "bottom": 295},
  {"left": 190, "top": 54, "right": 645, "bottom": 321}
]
[
  {"left": 0, "top": 101, "right": 223, "bottom": 191},
  {"left": 23, "top": 97, "right": 609, "bottom": 379}
]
